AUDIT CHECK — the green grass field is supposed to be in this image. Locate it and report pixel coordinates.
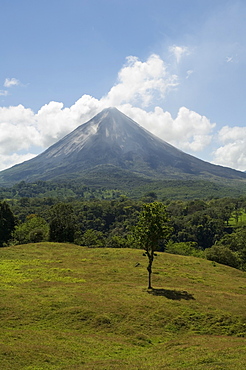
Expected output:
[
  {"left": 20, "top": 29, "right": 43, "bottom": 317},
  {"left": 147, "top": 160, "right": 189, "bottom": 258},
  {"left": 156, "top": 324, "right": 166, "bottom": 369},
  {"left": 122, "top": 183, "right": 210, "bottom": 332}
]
[{"left": 1, "top": 243, "right": 246, "bottom": 369}]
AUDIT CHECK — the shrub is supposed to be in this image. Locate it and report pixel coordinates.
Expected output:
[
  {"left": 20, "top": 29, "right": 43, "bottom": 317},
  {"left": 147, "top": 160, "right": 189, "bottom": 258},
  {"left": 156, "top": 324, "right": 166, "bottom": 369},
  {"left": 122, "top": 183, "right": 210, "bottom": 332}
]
[
  {"left": 13, "top": 215, "right": 49, "bottom": 244},
  {"left": 106, "top": 235, "right": 129, "bottom": 248},
  {"left": 29, "top": 228, "right": 47, "bottom": 243},
  {"left": 205, "top": 245, "right": 240, "bottom": 268},
  {"left": 165, "top": 241, "right": 204, "bottom": 258},
  {"left": 80, "top": 229, "right": 105, "bottom": 248}
]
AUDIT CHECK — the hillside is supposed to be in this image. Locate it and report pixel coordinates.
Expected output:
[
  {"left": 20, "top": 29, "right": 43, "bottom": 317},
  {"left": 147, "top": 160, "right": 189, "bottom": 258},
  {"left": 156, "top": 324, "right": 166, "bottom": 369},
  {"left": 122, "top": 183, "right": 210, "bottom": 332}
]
[
  {"left": 0, "top": 107, "right": 246, "bottom": 187},
  {"left": 2, "top": 174, "right": 246, "bottom": 201},
  {"left": 1, "top": 243, "right": 246, "bottom": 369}
]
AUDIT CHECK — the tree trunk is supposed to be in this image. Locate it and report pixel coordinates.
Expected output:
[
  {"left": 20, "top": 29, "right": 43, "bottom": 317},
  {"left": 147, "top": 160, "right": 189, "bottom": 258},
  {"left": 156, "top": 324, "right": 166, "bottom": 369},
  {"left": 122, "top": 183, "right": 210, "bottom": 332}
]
[{"left": 147, "top": 258, "right": 153, "bottom": 289}]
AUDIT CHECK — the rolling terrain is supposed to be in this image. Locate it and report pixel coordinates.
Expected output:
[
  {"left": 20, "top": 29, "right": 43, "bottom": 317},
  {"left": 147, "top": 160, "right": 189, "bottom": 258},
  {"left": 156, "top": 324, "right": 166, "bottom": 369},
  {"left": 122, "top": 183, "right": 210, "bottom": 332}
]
[{"left": 1, "top": 243, "right": 246, "bottom": 369}]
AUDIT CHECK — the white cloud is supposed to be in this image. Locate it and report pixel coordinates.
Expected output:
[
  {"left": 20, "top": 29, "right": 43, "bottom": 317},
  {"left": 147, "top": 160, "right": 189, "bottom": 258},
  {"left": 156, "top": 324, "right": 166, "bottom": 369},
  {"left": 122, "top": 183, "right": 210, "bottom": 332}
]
[
  {"left": 0, "top": 104, "right": 34, "bottom": 125},
  {"left": 0, "top": 121, "right": 39, "bottom": 155},
  {"left": 36, "top": 95, "right": 104, "bottom": 147},
  {"left": 218, "top": 126, "right": 246, "bottom": 144},
  {"left": 226, "top": 56, "right": 233, "bottom": 63},
  {"left": 0, "top": 54, "right": 218, "bottom": 172},
  {"left": 0, "top": 105, "right": 39, "bottom": 155},
  {"left": 169, "top": 45, "right": 190, "bottom": 63},
  {"left": 212, "top": 126, "right": 246, "bottom": 171},
  {"left": 0, "top": 97, "right": 104, "bottom": 169},
  {"left": 119, "top": 105, "right": 215, "bottom": 152},
  {"left": 0, "top": 90, "right": 8, "bottom": 96},
  {"left": 0, "top": 153, "right": 37, "bottom": 171},
  {"left": 4, "top": 78, "right": 20, "bottom": 88},
  {"left": 186, "top": 70, "right": 193, "bottom": 79},
  {"left": 103, "top": 54, "right": 178, "bottom": 107}
]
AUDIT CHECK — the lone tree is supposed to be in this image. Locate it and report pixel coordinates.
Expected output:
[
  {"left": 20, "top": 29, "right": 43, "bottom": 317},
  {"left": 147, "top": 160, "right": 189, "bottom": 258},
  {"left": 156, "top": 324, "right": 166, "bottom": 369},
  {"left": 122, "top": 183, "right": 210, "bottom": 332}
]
[{"left": 134, "top": 202, "right": 172, "bottom": 289}]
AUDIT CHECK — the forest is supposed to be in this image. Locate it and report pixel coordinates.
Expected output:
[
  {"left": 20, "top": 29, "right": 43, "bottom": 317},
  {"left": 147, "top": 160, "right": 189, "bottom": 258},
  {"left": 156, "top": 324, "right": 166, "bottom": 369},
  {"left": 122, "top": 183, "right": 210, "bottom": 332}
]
[{"left": 1, "top": 180, "right": 246, "bottom": 271}]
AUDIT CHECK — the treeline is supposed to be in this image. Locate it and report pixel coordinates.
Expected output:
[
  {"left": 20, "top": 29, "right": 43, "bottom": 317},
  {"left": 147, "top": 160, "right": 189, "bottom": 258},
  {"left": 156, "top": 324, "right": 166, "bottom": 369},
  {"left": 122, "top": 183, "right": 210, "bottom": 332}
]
[
  {"left": 1, "top": 177, "right": 245, "bottom": 201},
  {"left": 0, "top": 180, "right": 123, "bottom": 200},
  {"left": 1, "top": 194, "right": 246, "bottom": 270}
]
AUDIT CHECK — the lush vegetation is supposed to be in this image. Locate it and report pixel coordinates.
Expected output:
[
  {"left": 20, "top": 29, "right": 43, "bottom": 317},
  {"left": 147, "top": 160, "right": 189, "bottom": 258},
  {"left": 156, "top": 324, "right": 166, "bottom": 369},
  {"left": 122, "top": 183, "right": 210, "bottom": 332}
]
[
  {"left": 1, "top": 243, "right": 246, "bottom": 369},
  {"left": 1, "top": 180, "right": 246, "bottom": 368},
  {"left": 1, "top": 176, "right": 246, "bottom": 201},
  {"left": 0, "top": 201, "right": 17, "bottom": 247},
  {"left": 1, "top": 190, "right": 246, "bottom": 271}
]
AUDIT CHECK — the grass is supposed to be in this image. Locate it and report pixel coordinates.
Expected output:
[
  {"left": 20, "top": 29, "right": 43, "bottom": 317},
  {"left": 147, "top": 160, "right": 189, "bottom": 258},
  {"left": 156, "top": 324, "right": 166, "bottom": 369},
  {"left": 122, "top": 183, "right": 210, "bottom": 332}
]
[
  {"left": 1, "top": 243, "right": 246, "bottom": 369},
  {"left": 228, "top": 210, "right": 246, "bottom": 227}
]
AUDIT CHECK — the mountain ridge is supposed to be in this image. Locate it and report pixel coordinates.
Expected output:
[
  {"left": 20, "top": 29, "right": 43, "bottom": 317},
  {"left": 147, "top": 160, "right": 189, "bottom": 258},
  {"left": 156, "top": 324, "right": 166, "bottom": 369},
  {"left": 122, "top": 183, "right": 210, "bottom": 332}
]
[{"left": 0, "top": 107, "right": 245, "bottom": 186}]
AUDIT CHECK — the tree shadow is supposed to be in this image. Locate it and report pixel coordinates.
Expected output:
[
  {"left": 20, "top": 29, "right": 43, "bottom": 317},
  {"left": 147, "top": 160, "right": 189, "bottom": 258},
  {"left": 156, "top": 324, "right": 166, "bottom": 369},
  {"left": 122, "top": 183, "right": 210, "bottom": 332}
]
[{"left": 147, "top": 288, "right": 195, "bottom": 300}]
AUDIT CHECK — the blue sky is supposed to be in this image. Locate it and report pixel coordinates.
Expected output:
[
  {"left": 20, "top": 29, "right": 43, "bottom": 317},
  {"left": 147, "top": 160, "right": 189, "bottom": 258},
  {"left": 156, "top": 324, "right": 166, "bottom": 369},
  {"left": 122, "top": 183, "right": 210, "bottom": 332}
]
[{"left": 1, "top": 0, "right": 246, "bottom": 171}]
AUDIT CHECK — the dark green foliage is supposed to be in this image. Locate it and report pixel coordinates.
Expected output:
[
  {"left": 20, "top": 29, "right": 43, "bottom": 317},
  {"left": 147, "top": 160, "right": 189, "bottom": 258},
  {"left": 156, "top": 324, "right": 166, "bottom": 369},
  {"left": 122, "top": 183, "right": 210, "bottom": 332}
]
[
  {"left": 29, "top": 228, "right": 47, "bottom": 243},
  {"left": 165, "top": 241, "right": 204, "bottom": 257},
  {"left": 73, "top": 198, "right": 141, "bottom": 241},
  {"left": 214, "top": 227, "right": 246, "bottom": 269},
  {"left": 168, "top": 200, "right": 226, "bottom": 249},
  {"left": 13, "top": 215, "right": 49, "bottom": 244},
  {"left": 216, "top": 228, "right": 246, "bottom": 252},
  {"left": 191, "top": 213, "right": 224, "bottom": 249},
  {"left": 4, "top": 185, "right": 246, "bottom": 272},
  {"left": 1, "top": 176, "right": 246, "bottom": 202},
  {"left": 79, "top": 229, "right": 105, "bottom": 248},
  {"left": 106, "top": 235, "right": 130, "bottom": 248},
  {"left": 140, "top": 191, "right": 158, "bottom": 203},
  {"left": 205, "top": 245, "right": 240, "bottom": 268},
  {"left": 49, "top": 203, "right": 75, "bottom": 243},
  {"left": 0, "top": 201, "right": 16, "bottom": 246}
]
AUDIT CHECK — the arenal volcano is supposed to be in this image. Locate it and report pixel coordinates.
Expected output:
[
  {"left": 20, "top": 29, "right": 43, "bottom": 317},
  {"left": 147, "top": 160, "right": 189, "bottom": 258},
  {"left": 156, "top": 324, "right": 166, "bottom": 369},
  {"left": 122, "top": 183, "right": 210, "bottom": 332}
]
[{"left": 0, "top": 107, "right": 245, "bottom": 185}]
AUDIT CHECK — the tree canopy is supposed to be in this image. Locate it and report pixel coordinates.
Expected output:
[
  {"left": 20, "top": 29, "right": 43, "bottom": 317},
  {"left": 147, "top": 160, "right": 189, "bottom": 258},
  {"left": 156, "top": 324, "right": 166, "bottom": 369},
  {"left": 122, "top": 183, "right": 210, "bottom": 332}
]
[
  {"left": 0, "top": 201, "right": 16, "bottom": 247},
  {"left": 134, "top": 202, "right": 172, "bottom": 289},
  {"left": 49, "top": 203, "right": 75, "bottom": 243}
]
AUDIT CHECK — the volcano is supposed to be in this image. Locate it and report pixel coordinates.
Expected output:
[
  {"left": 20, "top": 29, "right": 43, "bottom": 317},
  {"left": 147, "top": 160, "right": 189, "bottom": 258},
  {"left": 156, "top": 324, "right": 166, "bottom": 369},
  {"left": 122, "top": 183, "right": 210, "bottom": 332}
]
[{"left": 0, "top": 107, "right": 245, "bottom": 185}]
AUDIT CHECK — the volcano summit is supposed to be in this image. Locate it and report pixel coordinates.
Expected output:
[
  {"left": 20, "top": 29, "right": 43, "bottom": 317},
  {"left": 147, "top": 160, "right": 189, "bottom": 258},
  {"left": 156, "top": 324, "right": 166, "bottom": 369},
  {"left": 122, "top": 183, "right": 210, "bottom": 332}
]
[{"left": 0, "top": 107, "right": 245, "bottom": 185}]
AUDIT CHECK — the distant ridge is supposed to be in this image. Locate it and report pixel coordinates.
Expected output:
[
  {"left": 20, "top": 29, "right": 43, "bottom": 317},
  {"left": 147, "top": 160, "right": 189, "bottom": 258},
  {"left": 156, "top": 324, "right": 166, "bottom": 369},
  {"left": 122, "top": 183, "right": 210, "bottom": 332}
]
[{"left": 0, "top": 107, "right": 245, "bottom": 186}]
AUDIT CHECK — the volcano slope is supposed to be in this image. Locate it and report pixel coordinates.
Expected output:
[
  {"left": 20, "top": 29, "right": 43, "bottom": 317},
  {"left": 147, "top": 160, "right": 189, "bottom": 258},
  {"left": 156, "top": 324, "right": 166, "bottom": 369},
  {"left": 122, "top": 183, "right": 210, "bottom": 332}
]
[{"left": 0, "top": 107, "right": 246, "bottom": 187}]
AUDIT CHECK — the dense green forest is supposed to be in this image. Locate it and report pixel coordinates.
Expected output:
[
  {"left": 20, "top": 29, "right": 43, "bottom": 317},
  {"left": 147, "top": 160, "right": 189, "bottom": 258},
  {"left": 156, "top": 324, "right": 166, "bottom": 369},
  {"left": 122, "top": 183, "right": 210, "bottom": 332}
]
[
  {"left": 1, "top": 179, "right": 246, "bottom": 271},
  {"left": 0, "top": 176, "right": 246, "bottom": 201}
]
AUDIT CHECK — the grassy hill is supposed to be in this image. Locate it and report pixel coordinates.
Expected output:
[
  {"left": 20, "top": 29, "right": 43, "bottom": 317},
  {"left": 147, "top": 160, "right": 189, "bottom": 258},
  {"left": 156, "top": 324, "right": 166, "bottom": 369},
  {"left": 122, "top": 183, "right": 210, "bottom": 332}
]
[{"left": 1, "top": 243, "right": 246, "bottom": 369}]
